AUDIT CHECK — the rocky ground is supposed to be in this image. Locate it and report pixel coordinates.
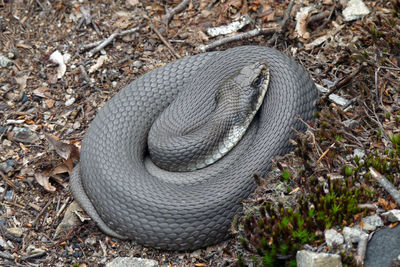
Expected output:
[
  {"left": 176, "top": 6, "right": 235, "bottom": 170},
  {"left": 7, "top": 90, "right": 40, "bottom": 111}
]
[{"left": 1, "top": 0, "right": 400, "bottom": 266}]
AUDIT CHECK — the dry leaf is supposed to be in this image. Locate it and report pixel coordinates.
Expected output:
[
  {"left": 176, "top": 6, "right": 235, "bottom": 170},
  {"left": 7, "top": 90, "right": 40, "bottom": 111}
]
[
  {"left": 54, "top": 201, "right": 85, "bottom": 238},
  {"left": 15, "top": 72, "right": 29, "bottom": 91},
  {"left": 45, "top": 133, "right": 72, "bottom": 160},
  {"left": 51, "top": 164, "right": 71, "bottom": 175},
  {"left": 35, "top": 171, "right": 56, "bottom": 192}
]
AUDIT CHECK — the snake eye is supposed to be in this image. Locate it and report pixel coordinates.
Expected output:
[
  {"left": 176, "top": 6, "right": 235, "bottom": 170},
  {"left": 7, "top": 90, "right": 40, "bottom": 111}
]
[{"left": 251, "top": 75, "right": 263, "bottom": 88}]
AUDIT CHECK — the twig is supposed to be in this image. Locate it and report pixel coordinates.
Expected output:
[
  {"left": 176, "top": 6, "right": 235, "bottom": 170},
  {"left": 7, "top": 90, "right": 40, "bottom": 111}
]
[
  {"left": 88, "top": 31, "right": 119, "bottom": 57},
  {"left": 199, "top": 28, "right": 276, "bottom": 52},
  {"left": 0, "top": 170, "right": 17, "bottom": 190},
  {"left": 151, "top": 25, "right": 181, "bottom": 59},
  {"left": 32, "top": 199, "right": 52, "bottom": 228},
  {"left": 86, "top": 26, "right": 140, "bottom": 57},
  {"left": 322, "top": 65, "right": 364, "bottom": 101},
  {"left": 315, "top": 143, "right": 335, "bottom": 165},
  {"left": 163, "top": 0, "right": 190, "bottom": 25},
  {"left": 369, "top": 167, "right": 400, "bottom": 206},
  {"left": 55, "top": 196, "right": 70, "bottom": 218},
  {"left": 20, "top": 251, "right": 46, "bottom": 261},
  {"left": 79, "top": 65, "right": 90, "bottom": 83},
  {"left": 267, "top": 0, "right": 295, "bottom": 46},
  {"left": 363, "top": 101, "right": 390, "bottom": 143}
]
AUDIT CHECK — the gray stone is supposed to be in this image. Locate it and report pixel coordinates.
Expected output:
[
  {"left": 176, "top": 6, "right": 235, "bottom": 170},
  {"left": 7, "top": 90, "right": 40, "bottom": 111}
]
[
  {"left": 328, "top": 94, "right": 349, "bottom": 107},
  {"left": 296, "top": 250, "right": 342, "bottom": 267},
  {"left": 0, "top": 236, "right": 9, "bottom": 249},
  {"left": 0, "top": 55, "right": 12, "bottom": 67},
  {"left": 343, "top": 226, "right": 363, "bottom": 243},
  {"left": 12, "top": 127, "right": 39, "bottom": 144},
  {"left": 325, "top": 229, "right": 344, "bottom": 249},
  {"left": 133, "top": 60, "right": 143, "bottom": 68},
  {"left": 342, "top": 0, "right": 370, "bottom": 22},
  {"left": 362, "top": 214, "right": 383, "bottom": 232},
  {"left": 106, "top": 257, "right": 159, "bottom": 267},
  {"left": 365, "top": 226, "right": 400, "bottom": 267},
  {"left": 382, "top": 209, "right": 400, "bottom": 222},
  {"left": 342, "top": 119, "right": 360, "bottom": 129},
  {"left": 6, "top": 227, "right": 24, "bottom": 238}
]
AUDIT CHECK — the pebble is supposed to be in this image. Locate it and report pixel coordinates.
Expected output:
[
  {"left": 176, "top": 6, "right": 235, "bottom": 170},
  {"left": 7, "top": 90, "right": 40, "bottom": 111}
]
[
  {"left": 5, "top": 190, "right": 13, "bottom": 201},
  {"left": 342, "top": 0, "right": 370, "bottom": 22},
  {"left": 362, "top": 214, "right": 383, "bottom": 232},
  {"left": 0, "top": 161, "right": 13, "bottom": 173},
  {"left": 0, "top": 125, "right": 5, "bottom": 135},
  {"left": 12, "top": 127, "right": 39, "bottom": 144},
  {"left": 0, "top": 236, "right": 9, "bottom": 249},
  {"left": 106, "top": 257, "right": 159, "bottom": 267},
  {"left": 324, "top": 229, "right": 344, "bottom": 249},
  {"left": 382, "top": 209, "right": 400, "bottom": 222},
  {"left": 6, "top": 227, "right": 24, "bottom": 238},
  {"left": 342, "top": 119, "right": 359, "bottom": 129},
  {"left": 343, "top": 226, "right": 363, "bottom": 244},
  {"left": 0, "top": 55, "right": 13, "bottom": 67},
  {"left": 296, "top": 250, "right": 342, "bottom": 267},
  {"left": 133, "top": 60, "right": 143, "bottom": 68},
  {"left": 65, "top": 97, "right": 76, "bottom": 106}
]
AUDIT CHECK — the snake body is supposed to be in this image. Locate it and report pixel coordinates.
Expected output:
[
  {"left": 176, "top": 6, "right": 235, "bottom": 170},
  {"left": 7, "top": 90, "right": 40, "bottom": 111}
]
[{"left": 70, "top": 46, "right": 318, "bottom": 250}]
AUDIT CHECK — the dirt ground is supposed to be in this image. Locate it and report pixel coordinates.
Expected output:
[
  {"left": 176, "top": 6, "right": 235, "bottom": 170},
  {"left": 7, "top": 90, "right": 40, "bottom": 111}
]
[{"left": 1, "top": 0, "right": 400, "bottom": 266}]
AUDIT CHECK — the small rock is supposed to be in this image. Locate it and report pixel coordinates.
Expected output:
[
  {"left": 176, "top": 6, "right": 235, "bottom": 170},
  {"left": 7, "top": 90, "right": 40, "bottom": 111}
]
[
  {"left": 6, "top": 159, "right": 16, "bottom": 167},
  {"left": 0, "top": 251, "right": 14, "bottom": 260},
  {"left": 343, "top": 226, "right": 363, "bottom": 243},
  {"left": 382, "top": 209, "right": 400, "bottom": 222},
  {"left": 325, "top": 229, "right": 344, "bottom": 249},
  {"left": 342, "top": 119, "right": 359, "bottom": 129},
  {"left": 342, "top": 0, "right": 370, "bottom": 21},
  {"left": 362, "top": 214, "right": 384, "bottom": 232},
  {"left": 0, "top": 161, "right": 13, "bottom": 173},
  {"left": 12, "top": 127, "right": 39, "bottom": 144},
  {"left": 3, "top": 139, "right": 12, "bottom": 147},
  {"left": 0, "top": 125, "right": 5, "bottom": 135},
  {"left": 65, "top": 97, "right": 75, "bottom": 106},
  {"left": 296, "top": 250, "right": 342, "bottom": 267},
  {"left": 133, "top": 60, "right": 143, "bottom": 68},
  {"left": 5, "top": 190, "right": 13, "bottom": 201},
  {"left": 0, "top": 236, "right": 9, "bottom": 249},
  {"left": 85, "top": 236, "right": 97, "bottom": 246},
  {"left": 7, "top": 227, "right": 24, "bottom": 238},
  {"left": 328, "top": 94, "right": 349, "bottom": 107},
  {"left": 0, "top": 55, "right": 13, "bottom": 67},
  {"left": 106, "top": 257, "right": 159, "bottom": 267}
]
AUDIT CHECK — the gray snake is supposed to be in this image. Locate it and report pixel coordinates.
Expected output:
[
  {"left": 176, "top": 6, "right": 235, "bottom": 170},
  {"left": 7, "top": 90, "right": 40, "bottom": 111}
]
[{"left": 70, "top": 46, "right": 318, "bottom": 250}]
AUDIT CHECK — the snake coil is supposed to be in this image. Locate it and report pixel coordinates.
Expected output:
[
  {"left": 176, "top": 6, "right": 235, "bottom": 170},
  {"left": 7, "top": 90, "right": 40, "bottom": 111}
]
[{"left": 70, "top": 46, "right": 318, "bottom": 250}]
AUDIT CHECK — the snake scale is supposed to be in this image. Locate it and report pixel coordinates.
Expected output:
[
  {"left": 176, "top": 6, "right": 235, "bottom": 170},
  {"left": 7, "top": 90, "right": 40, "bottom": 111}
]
[{"left": 70, "top": 46, "right": 318, "bottom": 250}]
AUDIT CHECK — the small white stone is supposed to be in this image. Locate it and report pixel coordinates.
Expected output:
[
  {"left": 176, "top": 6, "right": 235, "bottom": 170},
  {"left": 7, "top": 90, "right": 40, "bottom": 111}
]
[
  {"left": 325, "top": 229, "right": 344, "bottom": 249},
  {"left": 343, "top": 226, "right": 363, "bottom": 243},
  {"left": 362, "top": 214, "right": 383, "bottom": 232},
  {"left": 65, "top": 97, "right": 75, "bottom": 106},
  {"left": 382, "top": 209, "right": 400, "bottom": 222},
  {"left": 342, "top": 0, "right": 370, "bottom": 21},
  {"left": 106, "top": 257, "right": 159, "bottom": 267}
]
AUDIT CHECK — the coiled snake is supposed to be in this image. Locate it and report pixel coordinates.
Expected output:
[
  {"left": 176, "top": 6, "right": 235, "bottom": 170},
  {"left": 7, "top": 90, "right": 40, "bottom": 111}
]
[{"left": 70, "top": 46, "right": 318, "bottom": 250}]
